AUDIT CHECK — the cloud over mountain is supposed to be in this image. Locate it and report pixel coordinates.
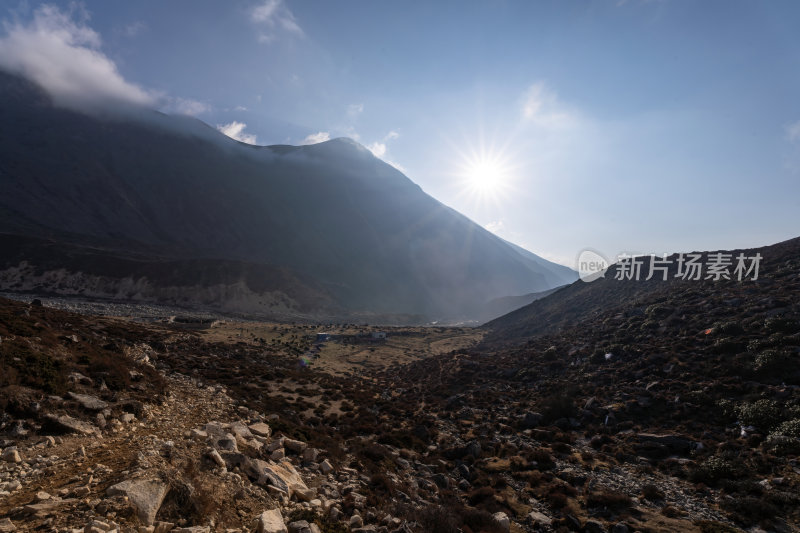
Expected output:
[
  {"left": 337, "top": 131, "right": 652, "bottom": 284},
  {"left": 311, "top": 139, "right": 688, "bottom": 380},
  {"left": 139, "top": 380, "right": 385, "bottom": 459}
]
[{"left": 0, "top": 4, "right": 154, "bottom": 110}]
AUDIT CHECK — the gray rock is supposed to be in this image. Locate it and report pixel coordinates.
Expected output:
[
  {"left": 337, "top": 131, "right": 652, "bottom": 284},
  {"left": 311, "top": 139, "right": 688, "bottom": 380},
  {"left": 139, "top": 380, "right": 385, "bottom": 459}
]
[
  {"left": 528, "top": 511, "right": 552, "bottom": 527},
  {"left": 67, "top": 392, "right": 108, "bottom": 411},
  {"left": 493, "top": 511, "right": 510, "bottom": 532},
  {"left": 288, "top": 520, "right": 311, "bottom": 533},
  {"left": 257, "top": 509, "right": 288, "bottom": 533},
  {"left": 284, "top": 438, "right": 307, "bottom": 454},
  {"left": 319, "top": 459, "right": 333, "bottom": 474},
  {"left": 229, "top": 422, "right": 254, "bottom": 439},
  {"left": 107, "top": 478, "right": 168, "bottom": 526},
  {"left": 1, "top": 448, "right": 21, "bottom": 463},
  {"left": 270, "top": 448, "right": 285, "bottom": 461},
  {"left": 43, "top": 414, "right": 98, "bottom": 435},
  {"left": 249, "top": 422, "right": 272, "bottom": 438},
  {"left": 302, "top": 447, "right": 320, "bottom": 463}
]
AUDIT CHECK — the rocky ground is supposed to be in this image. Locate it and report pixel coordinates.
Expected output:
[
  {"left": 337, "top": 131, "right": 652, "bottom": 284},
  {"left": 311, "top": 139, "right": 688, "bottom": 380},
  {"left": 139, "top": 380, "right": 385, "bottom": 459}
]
[{"left": 1, "top": 237, "right": 799, "bottom": 533}]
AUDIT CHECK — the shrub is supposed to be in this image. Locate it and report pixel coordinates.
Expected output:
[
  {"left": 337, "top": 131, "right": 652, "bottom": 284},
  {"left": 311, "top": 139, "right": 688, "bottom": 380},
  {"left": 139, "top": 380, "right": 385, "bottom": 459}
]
[
  {"left": 586, "top": 490, "right": 633, "bottom": 511},
  {"left": 770, "top": 418, "right": 800, "bottom": 439},
  {"left": 540, "top": 392, "right": 576, "bottom": 424},
  {"left": 646, "top": 304, "right": 674, "bottom": 319},
  {"left": 752, "top": 349, "right": 792, "bottom": 373},
  {"left": 641, "top": 484, "right": 665, "bottom": 501},
  {"left": 763, "top": 435, "right": 800, "bottom": 456},
  {"left": 720, "top": 496, "right": 779, "bottom": 526},
  {"left": 764, "top": 317, "right": 799, "bottom": 334},
  {"left": 690, "top": 456, "right": 737, "bottom": 484},
  {"left": 712, "top": 321, "right": 745, "bottom": 336},
  {"left": 735, "top": 399, "right": 782, "bottom": 430}
]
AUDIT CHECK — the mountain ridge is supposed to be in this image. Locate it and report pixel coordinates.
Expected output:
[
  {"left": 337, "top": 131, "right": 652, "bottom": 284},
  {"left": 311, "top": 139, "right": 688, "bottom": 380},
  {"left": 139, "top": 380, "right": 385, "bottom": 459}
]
[{"left": 0, "top": 69, "right": 576, "bottom": 322}]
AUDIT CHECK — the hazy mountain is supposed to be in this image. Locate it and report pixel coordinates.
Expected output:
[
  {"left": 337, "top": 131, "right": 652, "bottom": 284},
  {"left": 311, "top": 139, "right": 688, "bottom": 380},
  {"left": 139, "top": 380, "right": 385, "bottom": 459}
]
[{"left": 0, "top": 70, "right": 575, "bottom": 322}]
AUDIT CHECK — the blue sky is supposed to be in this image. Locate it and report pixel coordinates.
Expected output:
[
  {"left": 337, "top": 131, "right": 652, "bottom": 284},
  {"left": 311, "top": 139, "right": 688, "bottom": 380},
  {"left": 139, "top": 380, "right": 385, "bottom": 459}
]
[{"left": 1, "top": 1, "right": 799, "bottom": 266}]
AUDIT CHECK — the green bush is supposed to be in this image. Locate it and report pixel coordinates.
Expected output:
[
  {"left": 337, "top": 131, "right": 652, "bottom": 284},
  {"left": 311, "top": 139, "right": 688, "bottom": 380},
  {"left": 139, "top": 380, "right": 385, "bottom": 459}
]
[
  {"left": 764, "top": 316, "right": 800, "bottom": 334},
  {"left": 735, "top": 399, "right": 782, "bottom": 430},
  {"left": 771, "top": 418, "right": 800, "bottom": 439},
  {"left": 712, "top": 321, "right": 745, "bottom": 336},
  {"left": 764, "top": 435, "right": 800, "bottom": 456},
  {"left": 690, "top": 456, "right": 738, "bottom": 484},
  {"left": 752, "top": 349, "right": 791, "bottom": 373}
]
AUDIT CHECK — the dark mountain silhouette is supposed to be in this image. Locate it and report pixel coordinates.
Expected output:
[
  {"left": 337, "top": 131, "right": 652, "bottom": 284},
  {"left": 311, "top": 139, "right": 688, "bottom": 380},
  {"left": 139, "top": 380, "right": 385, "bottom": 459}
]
[{"left": 0, "top": 70, "right": 575, "bottom": 322}]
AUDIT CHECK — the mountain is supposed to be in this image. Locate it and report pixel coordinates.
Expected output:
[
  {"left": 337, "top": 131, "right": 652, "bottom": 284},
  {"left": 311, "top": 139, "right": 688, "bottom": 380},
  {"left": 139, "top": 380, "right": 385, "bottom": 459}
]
[
  {"left": 477, "top": 286, "right": 563, "bottom": 324},
  {"left": 483, "top": 236, "right": 800, "bottom": 347},
  {"left": 0, "top": 70, "right": 575, "bottom": 322}
]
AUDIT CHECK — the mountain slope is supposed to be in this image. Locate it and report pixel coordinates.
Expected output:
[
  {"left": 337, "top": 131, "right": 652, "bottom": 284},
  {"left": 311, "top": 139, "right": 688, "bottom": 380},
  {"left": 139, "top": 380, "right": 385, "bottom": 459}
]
[
  {"left": 483, "top": 236, "right": 800, "bottom": 347},
  {"left": 0, "top": 70, "right": 571, "bottom": 321}
]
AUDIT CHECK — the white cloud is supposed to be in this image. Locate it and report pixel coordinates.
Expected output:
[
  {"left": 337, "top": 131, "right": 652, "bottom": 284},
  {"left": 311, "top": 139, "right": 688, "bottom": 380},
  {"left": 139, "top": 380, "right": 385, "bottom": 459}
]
[
  {"left": 367, "top": 131, "right": 405, "bottom": 172},
  {"left": 521, "top": 82, "right": 577, "bottom": 129},
  {"left": 233, "top": 105, "right": 248, "bottom": 112},
  {"left": 0, "top": 5, "right": 155, "bottom": 110},
  {"left": 251, "top": 0, "right": 304, "bottom": 43},
  {"left": 786, "top": 120, "right": 800, "bottom": 143},
  {"left": 300, "top": 131, "right": 330, "bottom": 145},
  {"left": 217, "top": 121, "right": 258, "bottom": 144},
  {"left": 162, "top": 97, "right": 210, "bottom": 116},
  {"left": 484, "top": 220, "right": 505, "bottom": 234},
  {"left": 367, "top": 141, "right": 386, "bottom": 158},
  {"left": 347, "top": 103, "right": 364, "bottom": 119},
  {"left": 124, "top": 21, "right": 146, "bottom": 37}
]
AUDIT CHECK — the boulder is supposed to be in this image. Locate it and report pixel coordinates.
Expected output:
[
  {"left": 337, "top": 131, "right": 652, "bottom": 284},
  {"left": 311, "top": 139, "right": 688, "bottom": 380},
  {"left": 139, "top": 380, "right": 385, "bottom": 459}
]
[
  {"left": 284, "top": 438, "right": 307, "bottom": 454},
  {"left": 249, "top": 422, "right": 272, "bottom": 438},
  {"left": 522, "top": 412, "right": 543, "bottom": 428},
  {"left": 528, "top": 511, "right": 552, "bottom": 527},
  {"left": 257, "top": 509, "right": 288, "bottom": 533},
  {"left": 319, "top": 459, "right": 333, "bottom": 475},
  {"left": 107, "top": 479, "right": 169, "bottom": 526},
  {"left": 1, "top": 448, "right": 21, "bottom": 463},
  {"left": 493, "top": 511, "right": 510, "bottom": 532},
  {"left": 43, "top": 414, "right": 98, "bottom": 435},
  {"left": 67, "top": 392, "right": 108, "bottom": 411},
  {"left": 634, "top": 433, "right": 694, "bottom": 456}
]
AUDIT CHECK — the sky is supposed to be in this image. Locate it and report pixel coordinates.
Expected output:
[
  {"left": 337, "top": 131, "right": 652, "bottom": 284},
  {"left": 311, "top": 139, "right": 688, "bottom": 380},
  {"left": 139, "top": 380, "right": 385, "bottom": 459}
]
[{"left": 1, "top": 0, "right": 799, "bottom": 267}]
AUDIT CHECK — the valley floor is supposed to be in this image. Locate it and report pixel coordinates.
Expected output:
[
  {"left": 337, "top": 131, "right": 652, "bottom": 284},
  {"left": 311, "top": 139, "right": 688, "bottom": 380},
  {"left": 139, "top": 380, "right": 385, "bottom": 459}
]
[{"left": 1, "top": 297, "right": 798, "bottom": 533}]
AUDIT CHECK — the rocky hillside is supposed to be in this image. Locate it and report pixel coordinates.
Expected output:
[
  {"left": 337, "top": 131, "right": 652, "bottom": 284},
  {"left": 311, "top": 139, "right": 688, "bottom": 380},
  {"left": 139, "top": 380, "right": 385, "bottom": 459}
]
[
  {"left": 0, "top": 69, "right": 575, "bottom": 323},
  {"left": 1, "top": 238, "right": 799, "bottom": 533}
]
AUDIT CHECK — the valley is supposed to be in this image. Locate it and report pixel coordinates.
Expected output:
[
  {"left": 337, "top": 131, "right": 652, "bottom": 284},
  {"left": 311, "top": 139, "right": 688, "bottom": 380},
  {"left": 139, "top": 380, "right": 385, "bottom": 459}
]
[{"left": 2, "top": 235, "right": 798, "bottom": 533}]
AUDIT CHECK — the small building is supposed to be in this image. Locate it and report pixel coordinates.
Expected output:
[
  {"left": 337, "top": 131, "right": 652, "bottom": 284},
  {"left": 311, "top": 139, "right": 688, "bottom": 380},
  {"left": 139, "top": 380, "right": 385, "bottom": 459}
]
[
  {"left": 315, "top": 332, "right": 331, "bottom": 342},
  {"left": 370, "top": 331, "right": 387, "bottom": 340}
]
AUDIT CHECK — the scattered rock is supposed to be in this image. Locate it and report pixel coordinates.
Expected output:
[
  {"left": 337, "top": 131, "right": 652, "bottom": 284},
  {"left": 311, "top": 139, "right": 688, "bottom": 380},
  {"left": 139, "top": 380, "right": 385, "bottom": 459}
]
[
  {"left": 493, "top": 511, "right": 510, "bottom": 532},
  {"left": 107, "top": 478, "right": 169, "bottom": 526},
  {"left": 2, "top": 447, "right": 21, "bottom": 463},
  {"left": 67, "top": 392, "right": 109, "bottom": 411},
  {"left": 257, "top": 509, "right": 288, "bottom": 533},
  {"left": 43, "top": 414, "right": 99, "bottom": 435},
  {"left": 249, "top": 422, "right": 272, "bottom": 438}
]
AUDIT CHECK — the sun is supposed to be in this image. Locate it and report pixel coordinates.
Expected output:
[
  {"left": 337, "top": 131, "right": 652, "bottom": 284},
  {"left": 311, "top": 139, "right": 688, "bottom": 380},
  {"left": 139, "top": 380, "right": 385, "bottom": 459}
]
[
  {"left": 466, "top": 158, "right": 505, "bottom": 194},
  {"left": 459, "top": 151, "right": 512, "bottom": 199}
]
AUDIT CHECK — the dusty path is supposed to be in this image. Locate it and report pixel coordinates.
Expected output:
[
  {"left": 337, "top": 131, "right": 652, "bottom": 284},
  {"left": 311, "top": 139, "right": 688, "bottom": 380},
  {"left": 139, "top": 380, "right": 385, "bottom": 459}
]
[{"left": 0, "top": 373, "right": 244, "bottom": 531}]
